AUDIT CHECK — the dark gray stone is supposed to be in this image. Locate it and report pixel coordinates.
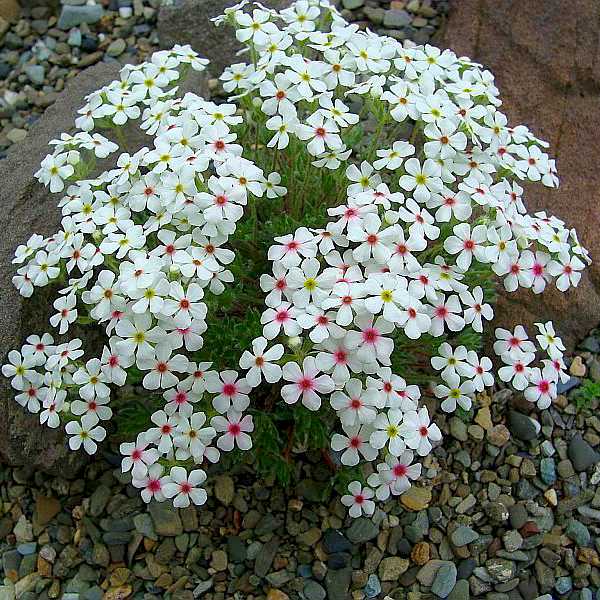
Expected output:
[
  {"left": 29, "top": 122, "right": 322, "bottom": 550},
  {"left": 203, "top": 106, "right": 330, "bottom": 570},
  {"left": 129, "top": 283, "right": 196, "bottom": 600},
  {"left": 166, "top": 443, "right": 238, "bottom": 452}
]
[{"left": 568, "top": 434, "right": 600, "bottom": 472}]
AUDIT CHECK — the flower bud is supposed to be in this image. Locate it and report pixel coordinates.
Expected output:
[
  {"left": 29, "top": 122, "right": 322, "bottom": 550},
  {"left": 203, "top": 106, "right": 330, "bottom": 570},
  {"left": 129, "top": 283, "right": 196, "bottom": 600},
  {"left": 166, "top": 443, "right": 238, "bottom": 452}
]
[{"left": 287, "top": 336, "right": 302, "bottom": 349}]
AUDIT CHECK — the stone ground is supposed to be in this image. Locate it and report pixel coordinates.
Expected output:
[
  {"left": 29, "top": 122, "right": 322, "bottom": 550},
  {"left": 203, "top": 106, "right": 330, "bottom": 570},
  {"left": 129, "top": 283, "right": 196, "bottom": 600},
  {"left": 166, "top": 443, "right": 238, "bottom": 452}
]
[{"left": 0, "top": 331, "right": 599, "bottom": 600}]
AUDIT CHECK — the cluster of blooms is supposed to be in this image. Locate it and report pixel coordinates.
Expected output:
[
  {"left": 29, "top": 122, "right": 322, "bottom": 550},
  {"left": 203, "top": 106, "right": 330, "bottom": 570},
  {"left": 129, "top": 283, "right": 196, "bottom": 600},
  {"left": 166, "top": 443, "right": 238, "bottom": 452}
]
[
  {"left": 2, "top": 0, "right": 591, "bottom": 514},
  {"left": 2, "top": 45, "right": 277, "bottom": 508}
]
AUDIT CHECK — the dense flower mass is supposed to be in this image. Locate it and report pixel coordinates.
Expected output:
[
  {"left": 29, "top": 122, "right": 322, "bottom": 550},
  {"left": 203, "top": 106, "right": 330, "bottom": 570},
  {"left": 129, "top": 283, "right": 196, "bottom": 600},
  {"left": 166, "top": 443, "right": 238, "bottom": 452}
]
[{"left": 2, "top": 0, "right": 591, "bottom": 514}]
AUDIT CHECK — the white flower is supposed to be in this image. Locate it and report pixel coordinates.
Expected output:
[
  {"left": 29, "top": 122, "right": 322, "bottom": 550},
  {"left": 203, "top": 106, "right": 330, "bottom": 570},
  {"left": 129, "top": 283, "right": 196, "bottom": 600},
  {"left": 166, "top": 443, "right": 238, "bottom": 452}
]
[
  {"left": 535, "top": 321, "right": 565, "bottom": 359},
  {"left": 205, "top": 370, "right": 251, "bottom": 413},
  {"left": 239, "top": 337, "right": 284, "bottom": 386},
  {"left": 443, "top": 223, "right": 489, "bottom": 271},
  {"left": 524, "top": 367, "right": 556, "bottom": 410},
  {"left": 331, "top": 423, "right": 377, "bottom": 466},
  {"left": 163, "top": 467, "right": 208, "bottom": 508},
  {"left": 137, "top": 346, "right": 189, "bottom": 390},
  {"left": 330, "top": 378, "right": 377, "bottom": 426},
  {"left": 398, "top": 158, "right": 443, "bottom": 203},
  {"left": 434, "top": 372, "right": 474, "bottom": 413},
  {"left": 341, "top": 481, "right": 375, "bottom": 518},
  {"left": 65, "top": 414, "right": 106, "bottom": 455},
  {"left": 133, "top": 463, "right": 168, "bottom": 503},
  {"left": 211, "top": 409, "right": 254, "bottom": 451},
  {"left": 400, "top": 408, "right": 441, "bottom": 456},
  {"left": 120, "top": 434, "right": 159, "bottom": 478},
  {"left": 281, "top": 356, "right": 335, "bottom": 411},
  {"left": 370, "top": 408, "right": 406, "bottom": 456}
]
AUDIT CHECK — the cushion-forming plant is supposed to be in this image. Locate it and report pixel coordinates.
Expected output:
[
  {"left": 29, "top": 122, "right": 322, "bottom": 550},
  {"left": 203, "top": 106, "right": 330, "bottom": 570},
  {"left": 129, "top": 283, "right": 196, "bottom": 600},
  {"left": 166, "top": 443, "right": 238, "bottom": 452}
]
[{"left": 3, "top": 0, "right": 590, "bottom": 513}]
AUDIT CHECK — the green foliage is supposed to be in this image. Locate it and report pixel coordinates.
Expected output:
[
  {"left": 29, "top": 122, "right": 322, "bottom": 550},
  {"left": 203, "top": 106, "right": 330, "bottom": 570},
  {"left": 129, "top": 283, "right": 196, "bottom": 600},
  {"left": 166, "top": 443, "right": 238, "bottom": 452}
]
[{"left": 573, "top": 379, "right": 600, "bottom": 411}]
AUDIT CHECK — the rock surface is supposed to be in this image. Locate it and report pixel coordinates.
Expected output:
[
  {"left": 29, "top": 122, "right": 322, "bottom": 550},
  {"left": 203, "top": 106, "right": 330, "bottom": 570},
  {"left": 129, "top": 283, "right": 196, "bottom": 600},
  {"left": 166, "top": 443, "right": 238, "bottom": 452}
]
[
  {"left": 437, "top": 0, "right": 600, "bottom": 351},
  {"left": 157, "top": 0, "right": 292, "bottom": 76},
  {"left": 0, "top": 62, "right": 121, "bottom": 475}
]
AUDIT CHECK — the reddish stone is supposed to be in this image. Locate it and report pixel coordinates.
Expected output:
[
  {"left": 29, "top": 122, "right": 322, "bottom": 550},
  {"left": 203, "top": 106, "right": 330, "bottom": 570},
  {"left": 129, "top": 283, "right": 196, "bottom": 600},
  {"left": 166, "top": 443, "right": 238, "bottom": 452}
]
[{"left": 437, "top": 0, "right": 600, "bottom": 350}]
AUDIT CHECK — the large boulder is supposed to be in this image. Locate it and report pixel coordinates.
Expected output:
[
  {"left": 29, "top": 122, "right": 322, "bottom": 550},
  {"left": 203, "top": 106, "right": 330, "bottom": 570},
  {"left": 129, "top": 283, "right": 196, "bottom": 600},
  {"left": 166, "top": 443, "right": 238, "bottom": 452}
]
[
  {"left": 0, "top": 62, "right": 122, "bottom": 475},
  {"left": 158, "top": 0, "right": 292, "bottom": 77},
  {"left": 437, "top": 0, "right": 600, "bottom": 350}
]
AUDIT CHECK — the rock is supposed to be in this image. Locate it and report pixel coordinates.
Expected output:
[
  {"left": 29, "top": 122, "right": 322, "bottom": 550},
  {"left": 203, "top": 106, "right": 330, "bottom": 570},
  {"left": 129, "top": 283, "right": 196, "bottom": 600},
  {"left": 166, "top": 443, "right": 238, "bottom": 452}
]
[
  {"left": 417, "top": 560, "right": 449, "bottom": 587},
  {"left": 158, "top": 0, "right": 292, "bottom": 76},
  {"left": 23, "top": 65, "right": 45, "bottom": 86},
  {"left": 266, "top": 590, "right": 289, "bottom": 600},
  {"left": 13, "top": 516, "right": 33, "bottom": 543},
  {"left": 378, "top": 557, "right": 409, "bottom": 581},
  {"left": 322, "top": 529, "right": 352, "bottom": 554},
  {"left": 485, "top": 558, "right": 516, "bottom": 582},
  {"left": 255, "top": 538, "right": 280, "bottom": 577},
  {"left": 346, "top": 518, "right": 379, "bottom": 544},
  {"left": 450, "top": 525, "right": 479, "bottom": 547},
  {"left": 148, "top": 501, "right": 183, "bottom": 536},
  {"left": 210, "top": 549, "right": 228, "bottom": 572},
  {"left": 363, "top": 574, "right": 381, "bottom": 598},
  {"left": 303, "top": 580, "right": 326, "bottom": 600},
  {"left": 6, "top": 128, "right": 27, "bottom": 143},
  {"left": 89, "top": 484, "right": 112, "bottom": 517},
  {"left": 57, "top": 5, "right": 104, "bottom": 30},
  {"left": 448, "top": 579, "right": 470, "bottom": 600},
  {"left": 0, "top": 0, "right": 19, "bottom": 22},
  {"left": 383, "top": 9, "right": 411, "bottom": 28},
  {"left": 214, "top": 474, "right": 235, "bottom": 506},
  {"left": 437, "top": 0, "right": 600, "bottom": 352},
  {"left": 431, "top": 562, "right": 457, "bottom": 598},
  {"left": 106, "top": 39, "right": 126, "bottom": 57},
  {"left": 540, "top": 458, "right": 557, "bottom": 485},
  {"left": 488, "top": 424, "right": 510, "bottom": 447},
  {"left": 568, "top": 434, "right": 600, "bottom": 471},
  {"left": 342, "top": 0, "right": 363, "bottom": 8},
  {"left": 570, "top": 355, "right": 587, "bottom": 377},
  {"left": 565, "top": 519, "right": 590, "bottom": 547},
  {"left": 34, "top": 495, "right": 60, "bottom": 527},
  {"left": 507, "top": 411, "right": 539, "bottom": 441},
  {"left": 400, "top": 486, "right": 432, "bottom": 511},
  {"left": 0, "top": 62, "right": 124, "bottom": 476}
]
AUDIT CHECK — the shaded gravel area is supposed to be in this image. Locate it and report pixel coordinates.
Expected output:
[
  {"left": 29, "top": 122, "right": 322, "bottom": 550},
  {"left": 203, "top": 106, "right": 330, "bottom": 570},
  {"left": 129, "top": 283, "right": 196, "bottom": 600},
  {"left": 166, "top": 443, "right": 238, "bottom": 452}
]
[{"left": 0, "top": 333, "right": 599, "bottom": 600}]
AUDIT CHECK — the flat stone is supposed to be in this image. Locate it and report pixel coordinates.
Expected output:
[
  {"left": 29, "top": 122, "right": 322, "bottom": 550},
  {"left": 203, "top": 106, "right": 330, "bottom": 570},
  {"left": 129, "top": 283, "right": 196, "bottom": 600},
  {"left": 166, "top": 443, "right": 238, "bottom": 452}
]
[
  {"left": 400, "top": 486, "right": 432, "bottom": 511},
  {"left": 451, "top": 526, "right": 479, "bottom": 547},
  {"left": 383, "top": 8, "right": 411, "bottom": 27},
  {"left": 431, "top": 562, "right": 457, "bottom": 598},
  {"left": 57, "top": 4, "right": 103, "bottom": 30},
  {"left": 214, "top": 475, "right": 235, "bottom": 506},
  {"left": 378, "top": 557, "right": 409, "bottom": 581},
  {"left": 148, "top": 501, "right": 183, "bottom": 537},
  {"left": 507, "top": 411, "right": 539, "bottom": 441},
  {"left": 0, "top": 62, "right": 124, "bottom": 476},
  {"left": 106, "top": 38, "right": 126, "bottom": 57},
  {"left": 34, "top": 496, "right": 60, "bottom": 526},
  {"left": 158, "top": 0, "right": 292, "bottom": 76},
  {"left": 568, "top": 434, "right": 600, "bottom": 471},
  {"left": 346, "top": 518, "right": 379, "bottom": 544}
]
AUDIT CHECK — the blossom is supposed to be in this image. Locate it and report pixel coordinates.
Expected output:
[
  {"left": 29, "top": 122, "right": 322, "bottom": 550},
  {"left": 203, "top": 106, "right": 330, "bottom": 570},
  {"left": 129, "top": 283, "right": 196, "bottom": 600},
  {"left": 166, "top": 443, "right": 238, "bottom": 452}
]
[
  {"left": 163, "top": 466, "right": 208, "bottom": 507},
  {"left": 205, "top": 370, "right": 251, "bottom": 413},
  {"left": 120, "top": 434, "right": 159, "bottom": 478},
  {"left": 281, "top": 356, "right": 335, "bottom": 410},
  {"left": 341, "top": 481, "right": 375, "bottom": 518},
  {"left": 239, "top": 337, "right": 284, "bottom": 386},
  {"left": 398, "top": 158, "right": 443, "bottom": 203},
  {"left": 400, "top": 408, "right": 442, "bottom": 456},
  {"left": 211, "top": 409, "right": 254, "bottom": 451},
  {"left": 330, "top": 378, "right": 377, "bottom": 426},
  {"left": 370, "top": 408, "right": 406, "bottom": 456},
  {"left": 331, "top": 423, "right": 377, "bottom": 466},
  {"left": 65, "top": 414, "right": 106, "bottom": 455},
  {"left": 434, "top": 372, "right": 474, "bottom": 413}
]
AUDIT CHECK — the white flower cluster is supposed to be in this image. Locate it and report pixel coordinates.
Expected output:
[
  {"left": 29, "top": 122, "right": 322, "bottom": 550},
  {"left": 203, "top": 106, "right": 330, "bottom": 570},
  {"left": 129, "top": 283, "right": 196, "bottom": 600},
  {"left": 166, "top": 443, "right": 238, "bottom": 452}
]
[{"left": 2, "top": 0, "right": 591, "bottom": 514}]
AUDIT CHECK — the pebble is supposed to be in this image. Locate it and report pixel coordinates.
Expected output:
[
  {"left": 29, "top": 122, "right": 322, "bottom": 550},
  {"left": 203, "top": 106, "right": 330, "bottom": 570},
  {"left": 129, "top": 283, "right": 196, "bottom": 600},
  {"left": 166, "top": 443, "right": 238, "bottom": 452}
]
[
  {"left": 568, "top": 434, "right": 600, "bottom": 471},
  {"left": 508, "top": 411, "right": 539, "bottom": 441},
  {"left": 431, "top": 562, "right": 457, "bottom": 598},
  {"left": 379, "top": 557, "right": 409, "bottom": 581},
  {"left": 303, "top": 580, "right": 326, "bottom": 600},
  {"left": 346, "top": 518, "right": 379, "bottom": 544},
  {"left": 565, "top": 519, "right": 590, "bottom": 547},
  {"left": 214, "top": 475, "right": 235, "bottom": 506},
  {"left": 57, "top": 5, "right": 104, "bottom": 30},
  {"left": 450, "top": 525, "right": 479, "bottom": 547},
  {"left": 400, "top": 486, "right": 432, "bottom": 511},
  {"left": 107, "top": 38, "right": 127, "bottom": 57}
]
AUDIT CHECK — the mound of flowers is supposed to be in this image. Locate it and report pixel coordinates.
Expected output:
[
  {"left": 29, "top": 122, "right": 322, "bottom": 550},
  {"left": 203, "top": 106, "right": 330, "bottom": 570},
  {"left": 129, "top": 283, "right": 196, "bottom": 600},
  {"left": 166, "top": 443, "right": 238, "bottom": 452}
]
[{"left": 2, "top": 0, "right": 590, "bottom": 513}]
